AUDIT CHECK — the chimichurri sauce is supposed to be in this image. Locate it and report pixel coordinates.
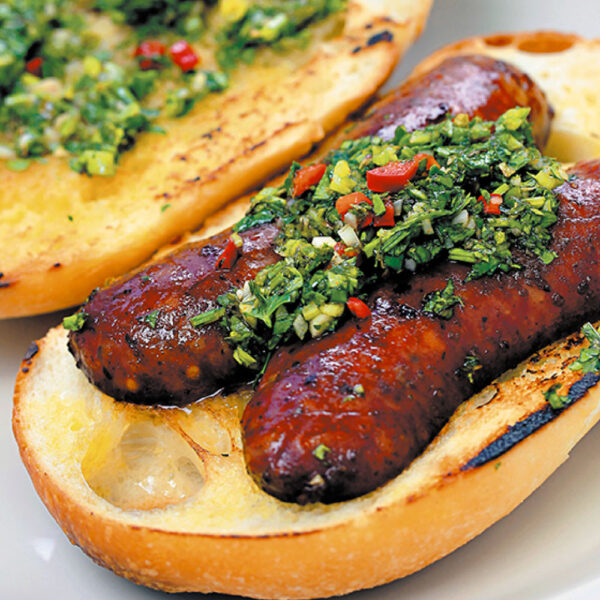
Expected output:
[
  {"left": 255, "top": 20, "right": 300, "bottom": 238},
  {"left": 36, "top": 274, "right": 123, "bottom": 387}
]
[{"left": 0, "top": 0, "right": 345, "bottom": 175}]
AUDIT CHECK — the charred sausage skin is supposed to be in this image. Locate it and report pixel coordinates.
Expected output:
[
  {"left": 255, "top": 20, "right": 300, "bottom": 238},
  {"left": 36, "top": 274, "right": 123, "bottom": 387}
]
[
  {"left": 242, "top": 161, "right": 600, "bottom": 504},
  {"left": 69, "top": 224, "right": 280, "bottom": 405},
  {"left": 350, "top": 54, "right": 552, "bottom": 148},
  {"left": 69, "top": 55, "right": 552, "bottom": 406}
]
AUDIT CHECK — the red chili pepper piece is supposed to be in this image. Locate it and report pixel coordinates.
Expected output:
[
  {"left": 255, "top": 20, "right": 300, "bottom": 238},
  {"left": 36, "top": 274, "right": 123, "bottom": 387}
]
[
  {"left": 366, "top": 160, "right": 419, "bottom": 192},
  {"left": 412, "top": 152, "right": 440, "bottom": 170},
  {"left": 135, "top": 40, "right": 166, "bottom": 70},
  {"left": 25, "top": 57, "right": 43, "bottom": 77},
  {"left": 292, "top": 163, "right": 327, "bottom": 197},
  {"left": 347, "top": 297, "right": 371, "bottom": 318},
  {"left": 216, "top": 238, "right": 239, "bottom": 269},
  {"left": 335, "top": 191, "right": 372, "bottom": 218},
  {"left": 373, "top": 203, "right": 395, "bottom": 228},
  {"left": 334, "top": 242, "right": 359, "bottom": 258},
  {"left": 169, "top": 40, "right": 199, "bottom": 72},
  {"left": 478, "top": 193, "right": 503, "bottom": 215}
]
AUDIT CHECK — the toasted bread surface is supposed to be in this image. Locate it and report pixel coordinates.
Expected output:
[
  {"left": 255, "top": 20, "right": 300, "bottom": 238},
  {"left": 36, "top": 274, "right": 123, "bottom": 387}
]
[
  {"left": 0, "top": 0, "right": 432, "bottom": 319},
  {"left": 13, "top": 323, "right": 600, "bottom": 598}
]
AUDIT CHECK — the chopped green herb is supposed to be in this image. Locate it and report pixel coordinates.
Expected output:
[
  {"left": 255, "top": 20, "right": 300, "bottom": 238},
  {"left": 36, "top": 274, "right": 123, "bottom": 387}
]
[
  {"left": 543, "top": 323, "right": 600, "bottom": 410},
  {"left": 422, "top": 279, "right": 463, "bottom": 319},
  {"left": 0, "top": 1, "right": 344, "bottom": 175},
  {"left": 462, "top": 354, "right": 482, "bottom": 384},
  {"left": 188, "top": 108, "right": 565, "bottom": 371},
  {"left": 543, "top": 383, "right": 569, "bottom": 410},
  {"left": 144, "top": 309, "right": 160, "bottom": 329},
  {"left": 190, "top": 307, "right": 225, "bottom": 327},
  {"left": 5, "top": 159, "right": 30, "bottom": 172},
  {"left": 570, "top": 322, "right": 600, "bottom": 373},
  {"left": 312, "top": 443, "right": 331, "bottom": 461},
  {"left": 161, "top": 203, "right": 171, "bottom": 212},
  {"left": 63, "top": 311, "right": 87, "bottom": 331}
]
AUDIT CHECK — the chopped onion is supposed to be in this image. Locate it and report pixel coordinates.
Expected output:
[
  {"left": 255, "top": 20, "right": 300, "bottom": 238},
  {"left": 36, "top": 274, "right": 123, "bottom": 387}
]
[
  {"left": 405, "top": 258, "right": 417, "bottom": 272},
  {"left": 312, "top": 236, "right": 337, "bottom": 249},
  {"left": 338, "top": 224, "right": 361, "bottom": 247},
  {"left": 344, "top": 212, "right": 359, "bottom": 230},
  {"left": 293, "top": 313, "right": 308, "bottom": 340},
  {"left": 393, "top": 198, "right": 404, "bottom": 216},
  {"left": 422, "top": 218, "right": 434, "bottom": 235},
  {"left": 309, "top": 314, "right": 332, "bottom": 338},
  {"left": 452, "top": 209, "right": 469, "bottom": 227}
]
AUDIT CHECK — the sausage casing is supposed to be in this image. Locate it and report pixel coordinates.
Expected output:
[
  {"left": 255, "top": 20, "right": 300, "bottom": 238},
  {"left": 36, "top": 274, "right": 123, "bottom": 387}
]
[{"left": 242, "top": 161, "right": 600, "bottom": 504}]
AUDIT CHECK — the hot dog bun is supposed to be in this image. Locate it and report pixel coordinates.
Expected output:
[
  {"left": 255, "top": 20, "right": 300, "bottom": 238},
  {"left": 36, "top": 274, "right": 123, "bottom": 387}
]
[
  {"left": 13, "top": 323, "right": 600, "bottom": 598},
  {"left": 12, "top": 32, "right": 600, "bottom": 598},
  {"left": 0, "top": 0, "right": 432, "bottom": 319}
]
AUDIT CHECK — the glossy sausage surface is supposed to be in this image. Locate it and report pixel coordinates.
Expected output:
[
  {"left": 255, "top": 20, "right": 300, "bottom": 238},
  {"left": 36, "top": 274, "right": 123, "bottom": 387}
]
[
  {"left": 242, "top": 161, "right": 600, "bottom": 504},
  {"left": 69, "top": 55, "right": 552, "bottom": 406}
]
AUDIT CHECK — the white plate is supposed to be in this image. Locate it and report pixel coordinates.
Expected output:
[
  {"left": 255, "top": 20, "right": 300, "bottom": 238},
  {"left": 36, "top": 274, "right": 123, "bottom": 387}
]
[{"left": 2, "top": 1, "right": 599, "bottom": 598}]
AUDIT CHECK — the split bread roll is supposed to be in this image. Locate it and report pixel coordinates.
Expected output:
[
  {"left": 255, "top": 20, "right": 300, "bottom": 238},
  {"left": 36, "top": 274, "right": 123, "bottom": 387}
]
[
  {"left": 12, "top": 31, "right": 600, "bottom": 599},
  {"left": 0, "top": 0, "right": 432, "bottom": 319},
  {"left": 13, "top": 325, "right": 600, "bottom": 598}
]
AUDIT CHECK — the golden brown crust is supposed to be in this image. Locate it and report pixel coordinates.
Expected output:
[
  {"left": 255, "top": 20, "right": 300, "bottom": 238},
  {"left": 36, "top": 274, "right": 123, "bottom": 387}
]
[{"left": 0, "top": 0, "right": 433, "bottom": 319}]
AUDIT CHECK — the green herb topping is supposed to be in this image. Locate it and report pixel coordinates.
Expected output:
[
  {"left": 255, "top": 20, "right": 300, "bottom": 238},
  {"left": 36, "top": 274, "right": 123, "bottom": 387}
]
[
  {"left": 312, "top": 443, "right": 331, "bottom": 460},
  {"left": 191, "top": 108, "right": 567, "bottom": 370},
  {"left": 0, "top": 0, "right": 346, "bottom": 175},
  {"left": 570, "top": 322, "right": 600, "bottom": 374},
  {"left": 422, "top": 279, "right": 463, "bottom": 319},
  {"left": 543, "top": 322, "right": 600, "bottom": 409},
  {"left": 62, "top": 310, "right": 87, "bottom": 331}
]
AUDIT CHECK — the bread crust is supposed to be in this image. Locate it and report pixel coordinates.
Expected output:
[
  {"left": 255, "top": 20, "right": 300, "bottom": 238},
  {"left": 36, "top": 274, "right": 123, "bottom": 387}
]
[
  {"left": 13, "top": 324, "right": 600, "bottom": 598},
  {"left": 0, "top": 0, "right": 432, "bottom": 319}
]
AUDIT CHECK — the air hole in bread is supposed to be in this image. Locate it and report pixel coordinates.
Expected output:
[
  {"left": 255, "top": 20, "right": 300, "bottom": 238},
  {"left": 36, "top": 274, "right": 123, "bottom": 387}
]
[
  {"left": 483, "top": 34, "right": 515, "bottom": 47},
  {"left": 81, "top": 417, "right": 204, "bottom": 510},
  {"left": 516, "top": 33, "right": 576, "bottom": 54}
]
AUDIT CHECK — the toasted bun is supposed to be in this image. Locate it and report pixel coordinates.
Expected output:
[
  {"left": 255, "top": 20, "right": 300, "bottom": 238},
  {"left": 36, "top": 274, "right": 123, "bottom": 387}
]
[
  {"left": 13, "top": 324, "right": 600, "bottom": 598},
  {"left": 0, "top": 0, "right": 432, "bottom": 319},
  {"left": 12, "top": 32, "right": 600, "bottom": 599}
]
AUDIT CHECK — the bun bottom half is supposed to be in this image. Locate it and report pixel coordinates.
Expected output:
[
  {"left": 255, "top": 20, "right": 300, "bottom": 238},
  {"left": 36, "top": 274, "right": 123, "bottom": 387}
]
[{"left": 13, "top": 324, "right": 600, "bottom": 599}]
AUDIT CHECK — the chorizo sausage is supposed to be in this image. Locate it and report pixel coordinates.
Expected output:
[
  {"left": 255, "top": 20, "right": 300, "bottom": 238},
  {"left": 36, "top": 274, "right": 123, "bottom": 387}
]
[{"left": 242, "top": 161, "right": 600, "bottom": 504}]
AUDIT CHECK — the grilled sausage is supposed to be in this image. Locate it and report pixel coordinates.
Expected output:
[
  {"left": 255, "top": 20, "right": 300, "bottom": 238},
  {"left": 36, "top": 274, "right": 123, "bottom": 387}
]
[
  {"left": 68, "top": 55, "right": 552, "bottom": 406},
  {"left": 242, "top": 160, "right": 600, "bottom": 504},
  {"left": 69, "top": 224, "right": 281, "bottom": 405}
]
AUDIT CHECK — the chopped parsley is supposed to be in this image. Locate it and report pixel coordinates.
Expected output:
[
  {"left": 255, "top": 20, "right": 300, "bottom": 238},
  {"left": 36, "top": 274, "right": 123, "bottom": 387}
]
[
  {"left": 423, "top": 279, "right": 463, "bottom": 319},
  {"left": 216, "top": 0, "right": 347, "bottom": 70},
  {"left": 543, "top": 322, "right": 600, "bottom": 409},
  {"left": 312, "top": 443, "right": 331, "bottom": 460},
  {"left": 462, "top": 354, "right": 482, "bottom": 384},
  {"left": 570, "top": 322, "right": 600, "bottom": 374},
  {"left": 144, "top": 309, "right": 160, "bottom": 328},
  {"left": 62, "top": 310, "right": 87, "bottom": 331},
  {"left": 191, "top": 108, "right": 567, "bottom": 370},
  {"left": 543, "top": 383, "right": 568, "bottom": 410}
]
